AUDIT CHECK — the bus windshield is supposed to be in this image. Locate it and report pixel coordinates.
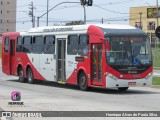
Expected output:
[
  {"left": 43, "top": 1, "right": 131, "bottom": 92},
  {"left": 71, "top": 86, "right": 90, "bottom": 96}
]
[{"left": 106, "top": 36, "right": 152, "bottom": 66}]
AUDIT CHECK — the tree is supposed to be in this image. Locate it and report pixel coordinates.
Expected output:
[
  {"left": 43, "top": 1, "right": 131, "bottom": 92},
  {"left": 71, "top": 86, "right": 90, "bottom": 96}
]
[{"left": 65, "top": 21, "right": 84, "bottom": 26}]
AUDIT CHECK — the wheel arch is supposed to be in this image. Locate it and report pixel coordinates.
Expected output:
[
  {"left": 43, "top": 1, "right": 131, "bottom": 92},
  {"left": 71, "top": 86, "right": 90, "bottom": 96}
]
[
  {"left": 26, "top": 64, "right": 34, "bottom": 78},
  {"left": 17, "top": 64, "right": 23, "bottom": 76},
  {"left": 17, "top": 63, "right": 26, "bottom": 82},
  {"left": 26, "top": 64, "right": 31, "bottom": 72}
]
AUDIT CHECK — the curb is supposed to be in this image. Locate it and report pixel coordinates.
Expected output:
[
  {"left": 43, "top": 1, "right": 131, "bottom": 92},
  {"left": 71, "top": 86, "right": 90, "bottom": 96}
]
[{"left": 151, "top": 85, "right": 160, "bottom": 89}]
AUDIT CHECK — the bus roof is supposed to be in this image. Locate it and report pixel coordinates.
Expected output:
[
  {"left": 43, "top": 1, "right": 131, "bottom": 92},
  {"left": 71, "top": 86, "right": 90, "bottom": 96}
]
[
  {"left": 3, "top": 24, "right": 144, "bottom": 37},
  {"left": 26, "top": 24, "right": 137, "bottom": 33}
]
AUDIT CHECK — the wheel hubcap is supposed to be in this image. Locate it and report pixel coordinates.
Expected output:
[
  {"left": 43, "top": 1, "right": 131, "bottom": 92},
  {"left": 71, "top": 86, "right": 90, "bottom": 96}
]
[
  {"left": 28, "top": 70, "right": 32, "bottom": 82},
  {"left": 19, "top": 71, "right": 23, "bottom": 81},
  {"left": 80, "top": 76, "right": 86, "bottom": 87}
]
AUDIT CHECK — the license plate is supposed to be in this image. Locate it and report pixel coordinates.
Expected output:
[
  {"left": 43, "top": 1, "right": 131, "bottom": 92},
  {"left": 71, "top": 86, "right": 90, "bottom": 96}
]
[{"left": 128, "top": 82, "right": 136, "bottom": 86}]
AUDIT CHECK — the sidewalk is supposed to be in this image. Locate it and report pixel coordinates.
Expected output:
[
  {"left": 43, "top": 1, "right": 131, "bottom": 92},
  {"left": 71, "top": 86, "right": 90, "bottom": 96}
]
[{"left": 151, "top": 85, "right": 160, "bottom": 89}]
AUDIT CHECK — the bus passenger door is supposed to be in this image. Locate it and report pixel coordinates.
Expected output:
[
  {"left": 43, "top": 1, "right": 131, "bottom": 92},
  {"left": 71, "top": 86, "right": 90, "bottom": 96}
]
[
  {"left": 3, "top": 38, "right": 15, "bottom": 75},
  {"left": 91, "top": 44, "right": 103, "bottom": 85},
  {"left": 56, "top": 38, "right": 66, "bottom": 81},
  {"left": 3, "top": 37, "right": 10, "bottom": 75}
]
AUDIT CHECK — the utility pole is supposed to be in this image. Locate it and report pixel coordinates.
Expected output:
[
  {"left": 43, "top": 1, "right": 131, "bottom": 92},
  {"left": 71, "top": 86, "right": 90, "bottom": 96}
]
[
  {"left": 29, "top": 2, "right": 36, "bottom": 28},
  {"left": 47, "top": 0, "right": 49, "bottom": 26},
  {"left": 83, "top": 5, "right": 86, "bottom": 24},
  {"left": 139, "top": 12, "right": 142, "bottom": 29},
  {"left": 157, "top": 0, "right": 159, "bottom": 27}
]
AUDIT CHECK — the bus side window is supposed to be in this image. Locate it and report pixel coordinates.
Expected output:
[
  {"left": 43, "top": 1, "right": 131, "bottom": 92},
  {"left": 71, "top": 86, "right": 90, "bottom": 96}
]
[
  {"left": 16, "top": 36, "right": 23, "bottom": 52},
  {"left": 44, "top": 36, "right": 55, "bottom": 54},
  {"left": 67, "top": 35, "right": 78, "bottom": 55},
  {"left": 33, "top": 36, "right": 44, "bottom": 54},
  {"left": 4, "top": 37, "right": 9, "bottom": 52},
  {"left": 23, "top": 36, "right": 32, "bottom": 53},
  {"left": 78, "top": 34, "right": 89, "bottom": 55}
]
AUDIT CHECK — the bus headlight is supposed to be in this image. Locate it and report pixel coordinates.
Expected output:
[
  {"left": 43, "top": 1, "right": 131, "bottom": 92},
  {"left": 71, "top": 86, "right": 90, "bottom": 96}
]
[
  {"left": 107, "top": 73, "right": 118, "bottom": 80},
  {"left": 145, "top": 72, "right": 152, "bottom": 79}
]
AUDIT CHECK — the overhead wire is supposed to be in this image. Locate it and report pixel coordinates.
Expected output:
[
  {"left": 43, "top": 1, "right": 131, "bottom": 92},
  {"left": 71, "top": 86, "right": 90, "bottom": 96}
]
[
  {"left": 15, "top": 0, "right": 150, "bottom": 25},
  {"left": 98, "top": 0, "right": 143, "bottom": 6}
]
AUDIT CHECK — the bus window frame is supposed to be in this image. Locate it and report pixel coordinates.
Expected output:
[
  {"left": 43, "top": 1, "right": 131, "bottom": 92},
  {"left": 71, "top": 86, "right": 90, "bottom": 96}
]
[
  {"left": 32, "top": 36, "right": 44, "bottom": 54},
  {"left": 23, "top": 36, "right": 32, "bottom": 53},
  {"left": 4, "top": 37, "right": 10, "bottom": 52},
  {"left": 67, "top": 34, "right": 79, "bottom": 55},
  {"left": 16, "top": 36, "right": 23, "bottom": 53},
  {"left": 44, "top": 35, "right": 55, "bottom": 54},
  {"left": 78, "top": 34, "right": 89, "bottom": 56}
]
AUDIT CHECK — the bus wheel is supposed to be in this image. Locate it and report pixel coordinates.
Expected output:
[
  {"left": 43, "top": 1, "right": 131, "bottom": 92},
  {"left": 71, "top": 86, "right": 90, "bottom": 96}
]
[
  {"left": 79, "top": 72, "right": 88, "bottom": 91},
  {"left": 18, "top": 67, "right": 26, "bottom": 83},
  {"left": 118, "top": 87, "right": 129, "bottom": 91},
  {"left": 27, "top": 68, "right": 34, "bottom": 84}
]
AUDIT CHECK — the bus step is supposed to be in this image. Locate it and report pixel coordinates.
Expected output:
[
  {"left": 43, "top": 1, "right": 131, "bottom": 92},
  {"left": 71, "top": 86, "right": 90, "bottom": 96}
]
[
  {"left": 58, "top": 81, "right": 66, "bottom": 84},
  {"left": 90, "top": 85, "right": 102, "bottom": 88}
]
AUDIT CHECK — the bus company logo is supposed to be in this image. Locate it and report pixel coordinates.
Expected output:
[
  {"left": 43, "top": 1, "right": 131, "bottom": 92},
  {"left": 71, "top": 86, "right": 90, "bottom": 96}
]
[
  {"left": 11, "top": 91, "right": 21, "bottom": 101},
  {"left": 45, "top": 58, "right": 50, "bottom": 64}
]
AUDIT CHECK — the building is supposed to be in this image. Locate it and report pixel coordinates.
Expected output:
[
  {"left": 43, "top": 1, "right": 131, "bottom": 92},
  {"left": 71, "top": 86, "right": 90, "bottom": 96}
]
[
  {"left": 129, "top": 6, "right": 160, "bottom": 47},
  {"left": 0, "top": 0, "right": 16, "bottom": 37}
]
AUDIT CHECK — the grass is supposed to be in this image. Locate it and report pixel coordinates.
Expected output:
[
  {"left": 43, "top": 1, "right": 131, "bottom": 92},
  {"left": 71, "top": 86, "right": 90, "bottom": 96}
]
[
  {"left": 0, "top": 44, "right": 1, "bottom": 58},
  {"left": 152, "top": 77, "right": 160, "bottom": 85},
  {"left": 152, "top": 47, "right": 160, "bottom": 70}
]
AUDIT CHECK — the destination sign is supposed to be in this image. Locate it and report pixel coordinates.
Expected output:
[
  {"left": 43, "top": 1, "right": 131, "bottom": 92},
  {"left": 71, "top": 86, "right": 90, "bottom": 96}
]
[{"left": 112, "top": 37, "right": 143, "bottom": 42}]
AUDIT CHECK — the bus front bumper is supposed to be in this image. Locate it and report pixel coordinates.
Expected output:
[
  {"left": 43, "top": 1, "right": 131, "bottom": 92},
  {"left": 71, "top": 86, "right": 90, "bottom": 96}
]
[{"left": 106, "top": 75, "right": 152, "bottom": 88}]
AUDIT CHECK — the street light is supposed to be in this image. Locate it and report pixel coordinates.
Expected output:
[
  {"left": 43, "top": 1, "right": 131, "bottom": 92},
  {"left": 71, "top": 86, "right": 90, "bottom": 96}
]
[
  {"left": 37, "top": 2, "right": 81, "bottom": 27},
  {"left": 83, "top": 5, "right": 86, "bottom": 24},
  {"left": 47, "top": 0, "right": 49, "bottom": 26}
]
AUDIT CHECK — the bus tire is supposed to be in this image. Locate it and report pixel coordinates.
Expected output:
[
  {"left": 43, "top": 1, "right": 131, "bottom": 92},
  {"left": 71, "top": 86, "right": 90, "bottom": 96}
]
[
  {"left": 118, "top": 87, "right": 129, "bottom": 91},
  {"left": 78, "top": 72, "right": 88, "bottom": 91},
  {"left": 27, "top": 68, "right": 35, "bottom": 84},
  {"left": 18, "top": 67, "right": 26, "bottom": 83}
]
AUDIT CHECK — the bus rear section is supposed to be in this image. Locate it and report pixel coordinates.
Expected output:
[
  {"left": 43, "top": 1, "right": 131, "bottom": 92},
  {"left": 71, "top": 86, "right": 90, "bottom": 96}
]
[{"left": 1, "top": 32, "right": 19, "bottom": 76}]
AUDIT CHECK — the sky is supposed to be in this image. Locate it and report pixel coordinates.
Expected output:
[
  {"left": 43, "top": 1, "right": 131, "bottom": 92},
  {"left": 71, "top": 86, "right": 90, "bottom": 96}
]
[{"left": 16, "top": 0, "right": 156, "bottom": 31}]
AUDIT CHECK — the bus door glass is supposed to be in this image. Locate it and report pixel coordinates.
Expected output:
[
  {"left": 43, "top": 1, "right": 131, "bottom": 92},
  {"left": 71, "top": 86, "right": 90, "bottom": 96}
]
[
  {"left": 91, "top": 44, "right": 103, "bottom": 85},
  {"left": 10, "top": 39, "right": 16, "bottom": 74},
  {"left": 57, "top": 38, "right": 66, "bottom": 81}
]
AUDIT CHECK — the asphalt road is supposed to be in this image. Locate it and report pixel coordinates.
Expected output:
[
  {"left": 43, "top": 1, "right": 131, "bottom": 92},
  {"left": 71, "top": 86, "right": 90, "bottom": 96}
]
[{"left": 0, "top": 63, "right": 160, "bottom": 120}]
